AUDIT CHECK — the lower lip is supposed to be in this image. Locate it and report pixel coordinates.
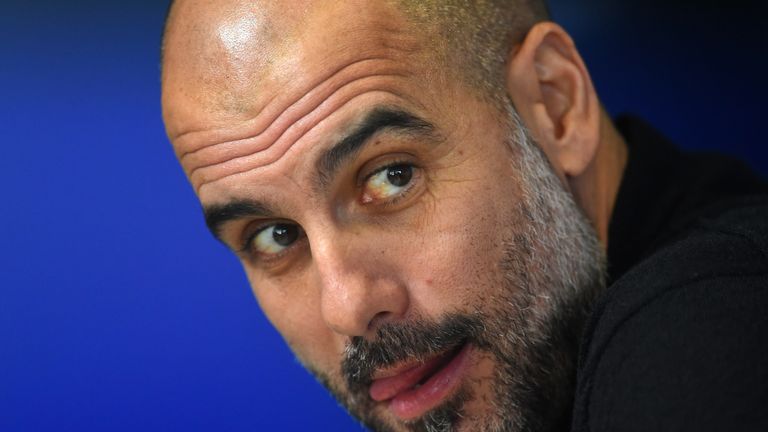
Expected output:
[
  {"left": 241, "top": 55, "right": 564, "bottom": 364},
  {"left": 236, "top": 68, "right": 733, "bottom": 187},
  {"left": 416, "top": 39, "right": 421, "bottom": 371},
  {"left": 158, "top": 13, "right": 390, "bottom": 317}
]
[{"left": 388, "top": 344, "right": 473, "bottom": 421}]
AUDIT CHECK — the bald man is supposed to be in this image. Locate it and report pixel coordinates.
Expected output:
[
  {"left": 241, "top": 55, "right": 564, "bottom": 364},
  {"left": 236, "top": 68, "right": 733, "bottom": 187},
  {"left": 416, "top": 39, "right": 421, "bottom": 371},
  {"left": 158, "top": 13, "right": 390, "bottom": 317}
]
[{"left": 160, "top": 1, "right": 768, "bottom": 431}]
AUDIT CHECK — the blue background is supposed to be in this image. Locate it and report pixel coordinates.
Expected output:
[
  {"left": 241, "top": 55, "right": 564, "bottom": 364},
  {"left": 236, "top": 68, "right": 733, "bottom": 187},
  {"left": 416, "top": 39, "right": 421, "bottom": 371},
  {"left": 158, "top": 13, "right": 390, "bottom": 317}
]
[{"left": 2, "top": 1, "right": 766, "bottom": 431}]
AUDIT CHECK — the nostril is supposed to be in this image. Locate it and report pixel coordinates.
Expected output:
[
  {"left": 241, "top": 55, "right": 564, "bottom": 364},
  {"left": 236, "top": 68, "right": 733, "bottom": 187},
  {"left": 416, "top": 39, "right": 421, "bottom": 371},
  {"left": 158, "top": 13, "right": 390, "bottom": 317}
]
[{"left": 367, "top": 310, "right": 396, "bottom": 333}]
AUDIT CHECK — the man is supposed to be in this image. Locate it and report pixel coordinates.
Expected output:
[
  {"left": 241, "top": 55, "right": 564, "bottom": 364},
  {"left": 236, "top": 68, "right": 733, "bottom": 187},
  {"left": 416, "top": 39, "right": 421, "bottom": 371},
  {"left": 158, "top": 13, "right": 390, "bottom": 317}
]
[{"left": 160, "top": 0, "right": 768, "bottom": 431}]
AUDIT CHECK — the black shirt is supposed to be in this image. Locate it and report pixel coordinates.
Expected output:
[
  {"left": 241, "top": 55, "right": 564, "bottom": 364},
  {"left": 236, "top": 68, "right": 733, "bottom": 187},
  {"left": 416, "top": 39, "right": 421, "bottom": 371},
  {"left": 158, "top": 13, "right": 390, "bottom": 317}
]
[{"left": 571, "top": 117, "right": 768, "bottom": 432}]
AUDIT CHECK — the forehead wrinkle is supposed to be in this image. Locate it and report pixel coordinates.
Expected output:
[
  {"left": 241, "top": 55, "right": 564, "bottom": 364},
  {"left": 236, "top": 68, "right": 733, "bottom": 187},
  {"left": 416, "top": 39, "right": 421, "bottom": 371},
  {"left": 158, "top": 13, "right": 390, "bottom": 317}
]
[
  {"left": 192, "top": 84, "right": 414, "bottom": 196},
  {"left": 187, "top": 62, "right": 424, "bottom": 193},
  {"left": 174, "top": 26, "right": 421, "bottom": 158},
  {"left": 174, "top": 57, "right": 374, "bottom": 159},
  {"left": 164, "top": 0, "right": 429, "bottom": 137},
  {"left": 186, "top": 71, "right": 412, "bottom": 182},
  {"left": 170, "top": 1, "right": 434, "bottom": 195},
  {"left": 171, "top": 87, "right": 280, "bottom": 145},
  {"left": 174, "top": 55, "right": 348, "bottom": 153},
  {"left": 180, "top": 58, "right": 410, "bottom": 178}
]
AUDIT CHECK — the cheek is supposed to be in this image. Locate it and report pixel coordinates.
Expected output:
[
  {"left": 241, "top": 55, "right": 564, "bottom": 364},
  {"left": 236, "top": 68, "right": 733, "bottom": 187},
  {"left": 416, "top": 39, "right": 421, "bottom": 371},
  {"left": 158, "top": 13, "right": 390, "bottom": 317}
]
[
  {"left": 402, "top": 181, "right": 518, "bottom": 315},
  {"left": 244, "top": 268, "right": 342, "bottom": 373}
]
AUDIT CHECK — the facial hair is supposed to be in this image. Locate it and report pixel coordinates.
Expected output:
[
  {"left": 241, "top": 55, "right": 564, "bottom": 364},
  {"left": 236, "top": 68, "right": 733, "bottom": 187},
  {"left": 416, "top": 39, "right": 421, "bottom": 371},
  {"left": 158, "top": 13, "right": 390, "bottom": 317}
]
[{"left": 307, "top": 106, "right": 607, "bottom": 432}]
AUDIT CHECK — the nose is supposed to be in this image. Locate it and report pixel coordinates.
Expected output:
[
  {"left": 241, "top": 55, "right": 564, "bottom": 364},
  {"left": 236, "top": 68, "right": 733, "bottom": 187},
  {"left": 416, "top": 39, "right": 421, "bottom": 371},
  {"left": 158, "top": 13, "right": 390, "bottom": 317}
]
[{"left": 311, "top": 234, "right": 410, "bottom": 337}]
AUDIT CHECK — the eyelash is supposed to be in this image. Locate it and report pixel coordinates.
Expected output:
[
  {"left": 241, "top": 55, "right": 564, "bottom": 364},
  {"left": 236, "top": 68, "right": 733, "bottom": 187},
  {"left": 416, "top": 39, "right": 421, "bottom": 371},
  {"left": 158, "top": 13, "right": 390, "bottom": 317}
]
[
  {"left": 360, "top": 159, "right": 421, "bottom": 206},
  {"left": 239, "top": 222, "right": 304, "bottom": 260}
]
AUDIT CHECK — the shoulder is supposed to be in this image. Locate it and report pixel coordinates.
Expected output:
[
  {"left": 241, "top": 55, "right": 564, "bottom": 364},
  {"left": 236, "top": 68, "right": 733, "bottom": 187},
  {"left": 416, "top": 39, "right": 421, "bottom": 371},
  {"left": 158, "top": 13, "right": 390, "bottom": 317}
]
[{"left": 572, "top": 200, "right": 768, "bottom": 432}]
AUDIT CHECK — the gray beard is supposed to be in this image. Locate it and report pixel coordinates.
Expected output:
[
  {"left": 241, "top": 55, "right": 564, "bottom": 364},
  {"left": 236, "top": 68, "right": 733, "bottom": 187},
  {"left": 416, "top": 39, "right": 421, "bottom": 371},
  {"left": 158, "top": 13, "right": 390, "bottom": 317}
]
[{"left": 309, "top": 107, "right": 607, "bottom": 432}]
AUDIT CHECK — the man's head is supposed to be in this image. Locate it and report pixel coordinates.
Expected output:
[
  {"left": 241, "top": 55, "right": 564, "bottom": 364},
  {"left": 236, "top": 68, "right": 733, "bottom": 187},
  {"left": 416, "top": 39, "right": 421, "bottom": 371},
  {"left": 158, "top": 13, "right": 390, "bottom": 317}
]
[{"left": 162, "top": 1, "right": 625, "bottom": 430}]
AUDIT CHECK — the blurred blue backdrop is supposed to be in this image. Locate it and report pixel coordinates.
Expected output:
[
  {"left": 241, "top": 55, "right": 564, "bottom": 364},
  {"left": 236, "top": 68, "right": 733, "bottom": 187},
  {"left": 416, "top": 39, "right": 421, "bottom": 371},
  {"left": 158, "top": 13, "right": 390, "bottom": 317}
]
[{"left": 1, "top": 1, "right": 766, "bottom": 431}]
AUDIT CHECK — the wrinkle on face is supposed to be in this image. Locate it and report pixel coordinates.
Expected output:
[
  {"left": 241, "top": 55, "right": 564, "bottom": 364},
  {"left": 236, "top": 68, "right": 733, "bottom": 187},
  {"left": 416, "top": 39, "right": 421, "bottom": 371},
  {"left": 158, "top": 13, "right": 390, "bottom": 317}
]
[
  {"left": 180, "top": 63, "right": 413, "bottom": 193},
  {"left": 165, "top": 1, "right": 427, "bottom": 196}
]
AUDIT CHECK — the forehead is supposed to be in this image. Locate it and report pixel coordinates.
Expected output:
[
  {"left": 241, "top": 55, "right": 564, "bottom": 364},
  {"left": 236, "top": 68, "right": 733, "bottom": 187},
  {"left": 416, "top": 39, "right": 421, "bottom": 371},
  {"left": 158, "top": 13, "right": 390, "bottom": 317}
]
[
  {"left": 162, "top": 0, "right": 429, "bottom": 142},
  {"left": 161, "top": 0, "right": 446, "bottom": 201}
]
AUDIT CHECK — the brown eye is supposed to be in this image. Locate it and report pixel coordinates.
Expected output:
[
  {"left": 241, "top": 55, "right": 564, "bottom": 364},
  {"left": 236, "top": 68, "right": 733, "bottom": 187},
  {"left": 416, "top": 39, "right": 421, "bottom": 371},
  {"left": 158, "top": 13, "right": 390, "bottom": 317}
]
[
  {"left": 272, "top": 224, "right": 299, "bottom": 247},
  {"left": 386, "top": 165, "right": 413, "bottom": 187},
  {"left": 362, "top": 163, "right": 418, "bottom": 204},
  {"left": 252, "top": 223, "right": 303, "bottom": 255}
]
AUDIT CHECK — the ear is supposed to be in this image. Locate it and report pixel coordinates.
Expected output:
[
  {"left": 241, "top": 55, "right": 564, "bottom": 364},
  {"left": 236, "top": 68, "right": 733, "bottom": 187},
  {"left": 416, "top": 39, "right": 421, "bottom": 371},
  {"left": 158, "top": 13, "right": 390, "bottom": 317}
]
[{"left": 505, "top": 22, "right": 600, "bottom": 181}]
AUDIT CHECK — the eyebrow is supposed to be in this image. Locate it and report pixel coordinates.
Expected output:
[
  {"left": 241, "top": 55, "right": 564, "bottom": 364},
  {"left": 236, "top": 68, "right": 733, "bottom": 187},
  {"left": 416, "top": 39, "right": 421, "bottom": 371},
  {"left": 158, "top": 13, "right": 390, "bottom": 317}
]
[
  {"left": 315, "top": 107, "right": 437, "bottom": 191},
  {"left": 204, "top": 199, "right": 276, "bottom": 242},
  {"left": 202, "top": 107, "right": 438, "bottom": 243}
]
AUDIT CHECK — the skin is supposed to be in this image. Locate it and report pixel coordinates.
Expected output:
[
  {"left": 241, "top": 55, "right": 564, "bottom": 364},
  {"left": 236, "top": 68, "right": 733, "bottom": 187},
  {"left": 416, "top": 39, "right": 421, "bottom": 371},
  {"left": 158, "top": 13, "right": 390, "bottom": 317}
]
[{"left": 162, "top": 0, "right": 627, "bottom": 430}]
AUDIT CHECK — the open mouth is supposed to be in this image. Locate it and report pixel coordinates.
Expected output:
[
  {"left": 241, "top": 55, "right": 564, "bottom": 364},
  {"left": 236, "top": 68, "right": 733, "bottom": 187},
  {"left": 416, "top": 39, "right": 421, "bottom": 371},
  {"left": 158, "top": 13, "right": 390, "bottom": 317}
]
[{"left": 369, "top": 343, "right": 473, "bottom": 420}]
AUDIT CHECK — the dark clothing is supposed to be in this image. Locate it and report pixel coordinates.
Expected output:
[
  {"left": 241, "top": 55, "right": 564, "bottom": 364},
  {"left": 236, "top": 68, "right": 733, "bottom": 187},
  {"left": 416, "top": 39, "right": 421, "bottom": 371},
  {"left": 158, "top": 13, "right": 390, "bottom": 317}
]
[{"left": 571, "top": 117, "right": 768, "bottom": 432}]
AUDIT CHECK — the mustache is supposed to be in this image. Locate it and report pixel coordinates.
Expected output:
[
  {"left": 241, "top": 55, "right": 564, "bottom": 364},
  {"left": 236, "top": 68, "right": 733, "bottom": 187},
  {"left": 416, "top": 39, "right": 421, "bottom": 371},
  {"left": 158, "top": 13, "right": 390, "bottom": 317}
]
[{"left": 341, "top": 313, "right": 485, "bottom": 393}]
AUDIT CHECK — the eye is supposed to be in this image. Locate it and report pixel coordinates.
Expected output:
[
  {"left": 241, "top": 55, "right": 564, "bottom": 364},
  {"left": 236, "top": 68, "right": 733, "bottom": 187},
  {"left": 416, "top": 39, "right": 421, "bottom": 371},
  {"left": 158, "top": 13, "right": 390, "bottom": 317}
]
[
  {"left": 361, "top": 163, "right": 417, "bottom": 204},
  {"left": 249, "top": 223, "right": 303, "bottom": 256}
]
